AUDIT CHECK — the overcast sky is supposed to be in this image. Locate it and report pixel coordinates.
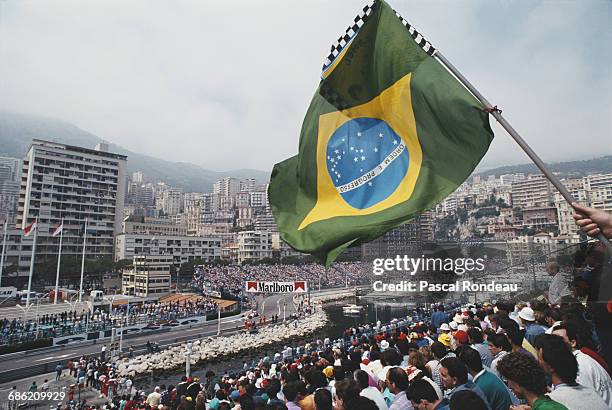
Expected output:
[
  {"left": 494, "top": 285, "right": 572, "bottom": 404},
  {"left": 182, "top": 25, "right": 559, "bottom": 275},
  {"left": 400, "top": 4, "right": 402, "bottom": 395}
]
[{"left": 0, "top": 0, "right": 610, "bottom": 172}]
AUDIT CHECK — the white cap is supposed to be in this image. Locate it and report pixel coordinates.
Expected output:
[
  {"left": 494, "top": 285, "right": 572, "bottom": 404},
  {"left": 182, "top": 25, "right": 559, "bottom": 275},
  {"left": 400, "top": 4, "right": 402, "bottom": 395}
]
[
  {"left": 380, "top": 340, "right": 390, "bottom": 350},
  {"left": 519, "top": 307, "right": 535, "bottom": 322},
  {"left": 439, "top": 323, "right": 451, "bottom": 331}
]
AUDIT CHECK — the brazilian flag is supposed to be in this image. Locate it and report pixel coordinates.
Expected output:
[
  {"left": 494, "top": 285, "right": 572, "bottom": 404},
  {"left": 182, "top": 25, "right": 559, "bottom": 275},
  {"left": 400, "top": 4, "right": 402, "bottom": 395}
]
[{"left": 269, "top": 0, "right": 493, "bottom": 265}]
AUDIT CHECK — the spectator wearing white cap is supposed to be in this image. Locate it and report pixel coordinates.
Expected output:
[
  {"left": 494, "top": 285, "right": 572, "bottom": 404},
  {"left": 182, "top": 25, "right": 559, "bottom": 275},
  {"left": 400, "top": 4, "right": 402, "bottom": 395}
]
[{"left": 518, "top": 307, "right": 547, "bottom": 346}]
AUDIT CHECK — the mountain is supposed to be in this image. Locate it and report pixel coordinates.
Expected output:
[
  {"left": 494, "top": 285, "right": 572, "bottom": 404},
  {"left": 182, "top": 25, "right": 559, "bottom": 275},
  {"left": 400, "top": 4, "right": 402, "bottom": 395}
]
[
  {"left": 475, "top": 156, "right": 612, "bottom": 179},
  {"left": 0, "top": 111, "right": 270, "bottom": 192}
]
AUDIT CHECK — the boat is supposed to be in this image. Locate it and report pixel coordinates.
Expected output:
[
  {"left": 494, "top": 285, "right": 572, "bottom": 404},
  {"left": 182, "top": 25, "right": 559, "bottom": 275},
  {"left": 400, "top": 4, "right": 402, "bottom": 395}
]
[{"left": 342, "top": 304, "right": 364, "bottom": 314}]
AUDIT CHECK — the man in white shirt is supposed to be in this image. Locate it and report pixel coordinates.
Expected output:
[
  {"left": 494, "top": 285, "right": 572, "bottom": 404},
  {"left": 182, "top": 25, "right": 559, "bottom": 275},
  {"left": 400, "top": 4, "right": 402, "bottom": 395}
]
[
  {"left": 552, "top": 326, "right": 612, "bottom": 406},
  {"left": 545, "top": 261, "right": 571, "bottom": 305}
]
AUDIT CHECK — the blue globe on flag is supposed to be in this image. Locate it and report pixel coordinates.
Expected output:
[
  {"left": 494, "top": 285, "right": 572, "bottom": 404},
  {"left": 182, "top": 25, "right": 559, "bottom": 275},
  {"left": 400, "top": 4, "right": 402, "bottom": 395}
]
[{"left": 326, "top": 117, "right": 409, "bottom": 209}]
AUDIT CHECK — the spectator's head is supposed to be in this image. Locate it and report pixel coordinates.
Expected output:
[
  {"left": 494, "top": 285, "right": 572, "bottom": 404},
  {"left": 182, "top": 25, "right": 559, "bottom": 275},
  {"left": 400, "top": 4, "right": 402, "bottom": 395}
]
[
  {"left": 334, "top": 379, "right": 360, "bottom": 410},
  {"left": 380, "top": 348, "right": 402, "bottom": 367},
  {"left": 552, "top": 318, "right": 594, "bottom": 351},
  {"left": 449, "top": 389, "right": 488, "bottom": 410},
  {"left": 386, "top": 367, "right": 408, "bottom": 394},
  {"left": 467, "top": 328, "right": 483, "bottom": 344},
  {"left": 407, "top": 378, "right": 442, "bottom": 409},
  {"left": 332, "top": 365, "right": 345, "bottom": 382},
  {"left": 282, "top": 381, "right": 306, "bottom": 403},
  {"left": 546, "top": 260, "right": 559, "bottom": 276},
  {"left": 265, "top": 379, "right": 281, "bottom": 398},
  {"left": 431, "top": 342, "right": 447, "bottom": 360},
  {"left": 500, "top": 318, "right": 523, "bottom": 347},
  {"left": 344, "top": 396, "right": 377, "bottom": 410},
  {"left": 353, "top": 370, "right": 369, "bottom": 391},
  {"left": 488, "top": 333, "right": 511, "bottom": 356},
  {"left": 314, "top": 388, "right": 332, "bottom": 410},
  {"left": 454, "top": 330, "right": 468, "bottom": 346},
  {"left": 457, "top": 347, "right": 483, "bottom": 375},
  {"left": 534, "top": 334, "right": 578, "bottom": 385},
  {"left": 440, "top": 357, "right": 468, "bottom": 389},
  {"left": 496, "top": 352, "right": 549, "bottom": 400}
]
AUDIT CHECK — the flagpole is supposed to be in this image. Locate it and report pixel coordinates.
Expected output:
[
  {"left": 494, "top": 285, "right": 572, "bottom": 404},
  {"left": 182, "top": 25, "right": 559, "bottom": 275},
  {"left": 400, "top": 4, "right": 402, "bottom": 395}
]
[
  {"left": 79, "top": 218, "right": 87, "bottom": 303},
  {"left": 433, "top": 51, "right": 612, "bottom": 249},
  {"left": 0, "top": 219, "right": 7, "bottom": 288},
  {"left": 26, "top": 218, "right": 38, "bottom": 307},
  {"left": 54, "top": 218, "right": 63, "bottom": 305}
]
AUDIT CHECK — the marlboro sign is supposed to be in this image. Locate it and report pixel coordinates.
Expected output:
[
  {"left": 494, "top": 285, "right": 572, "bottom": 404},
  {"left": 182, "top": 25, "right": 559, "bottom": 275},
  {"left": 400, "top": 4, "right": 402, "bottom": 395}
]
[{"left": 245, "top": 281, "right": 307, "bottom": 293}]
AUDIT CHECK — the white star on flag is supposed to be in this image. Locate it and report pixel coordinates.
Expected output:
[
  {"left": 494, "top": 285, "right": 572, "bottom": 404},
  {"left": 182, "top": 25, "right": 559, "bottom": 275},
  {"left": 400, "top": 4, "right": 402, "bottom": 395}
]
[
  {"left": 334, "top": 149, "right": 339, "bottom": 154},
  {"left": 368, "top": 182, "right": 373, "bottom": 186},
  {"left": 350, "top": 147, "right": 354, "bottom": 151},
  {"left": 393, "top": 140, "right": 398, "bottom": 145},
  {"left": 374, "top": 147, "right": 378, "bottom": 153},
  {"left": 354, "top": 157, "right": 358, "bottom": 162},
  {"left": 337, "top": 155, "right": 341, "bottom": 160},
  {"left": 357, "top": 132, "right": 362, "bottom": 136},
  {"left": 378, "top": 133, "right": 383, "bottom": 138},
  {"left": 361, "top": 156, "right": 366, "bottom": 161},
  {"left": 360, "top": 149, "right": 364, "bottom": 153}
]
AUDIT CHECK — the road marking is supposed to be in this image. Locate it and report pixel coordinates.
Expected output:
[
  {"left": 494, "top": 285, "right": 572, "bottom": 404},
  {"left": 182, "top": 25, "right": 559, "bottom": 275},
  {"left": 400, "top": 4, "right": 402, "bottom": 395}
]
[{"left": 34, "top": 353, "right": 71, "bottom": 362}]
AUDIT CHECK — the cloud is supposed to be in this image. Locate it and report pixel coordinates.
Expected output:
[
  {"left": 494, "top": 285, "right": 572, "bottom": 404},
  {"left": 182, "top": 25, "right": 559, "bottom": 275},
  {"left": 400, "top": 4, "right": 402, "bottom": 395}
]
[{"left": 0, "top": 0, "right": 609, "bottom": 172}]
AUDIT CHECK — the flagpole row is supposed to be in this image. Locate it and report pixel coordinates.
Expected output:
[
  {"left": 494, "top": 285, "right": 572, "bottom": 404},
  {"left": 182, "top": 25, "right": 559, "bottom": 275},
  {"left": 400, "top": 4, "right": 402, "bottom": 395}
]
[
  {"left": 54, "top": 218, "right": 63, "bottom": 304},
  {"left": 26, "top": 218, "right": 38, "bottom": 307},
  {"left": 79, "top": 218, "right": 87, "bottom": 303},
  {"left": 0, "top": 220, "right": 7, "bottom": 288},
  {"left": 434, "top": 51, "right": 612, "bottom": 249}
]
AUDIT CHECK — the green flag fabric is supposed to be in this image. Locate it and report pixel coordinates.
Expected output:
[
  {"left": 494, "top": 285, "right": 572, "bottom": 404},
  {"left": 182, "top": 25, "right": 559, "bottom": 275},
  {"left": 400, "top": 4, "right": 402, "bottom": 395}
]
[{"left": 269, "top": 0, "right": 494, "bottom": 265}]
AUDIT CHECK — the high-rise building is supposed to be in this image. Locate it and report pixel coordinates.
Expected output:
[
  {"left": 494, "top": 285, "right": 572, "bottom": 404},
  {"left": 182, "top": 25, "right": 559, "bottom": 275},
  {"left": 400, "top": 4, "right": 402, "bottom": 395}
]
[
  {"left": 510, "top": 174, "right": 554, "bottom": 209},
  {"left": 0, "top": 156, "right": 20, "bottom": 224},
  {"left": 240, "top": 178, "right": 256, "bottom": 193},
  {"left": 213, "top": 177, "right": 240, "bottom": 198},
  {"left": 584, "top": 174, "right": 612, "bottom": 214},
  {"left": 161, "top": 188, "right": 183, "bottom": 215},
  {"left": 237, "top": 231, "right": 273, "bottom": 264},
  {"left": 16, "top": 140, "right": 127, "bottom": 275},
  {"left": 132, "top": 171, "right": 145, "bottom": 183}
]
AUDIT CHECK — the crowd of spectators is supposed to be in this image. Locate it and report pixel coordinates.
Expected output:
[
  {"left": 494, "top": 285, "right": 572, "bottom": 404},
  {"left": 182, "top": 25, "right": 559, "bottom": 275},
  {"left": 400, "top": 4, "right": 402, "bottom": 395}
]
[
  {"left": 49, "top": 289, "right": 611, "bottom": 410},
  {"left": 0, "top": 297, "right": 220, "bottom": 346},
  {"left": 191, "top": 262, "right": 367, "bottom": 297}
]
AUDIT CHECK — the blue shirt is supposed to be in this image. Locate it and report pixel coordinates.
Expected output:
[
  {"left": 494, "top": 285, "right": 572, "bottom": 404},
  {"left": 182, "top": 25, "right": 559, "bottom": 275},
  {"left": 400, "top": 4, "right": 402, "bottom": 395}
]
[
  {"left": 524, "top": 323, "right": 547, "bottom": 346},
  {"left": 431, "top": 311, "right": 448, "bottom": 329}
]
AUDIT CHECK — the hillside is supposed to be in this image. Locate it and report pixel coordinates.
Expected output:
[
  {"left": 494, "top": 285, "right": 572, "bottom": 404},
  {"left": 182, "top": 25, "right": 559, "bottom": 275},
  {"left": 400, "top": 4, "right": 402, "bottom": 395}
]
[
  {"left": 475, "top": 156, "right": 612, "bottom": 179},
  {"left": 0, "top": 111, "right": 269, "bottom": 192}
]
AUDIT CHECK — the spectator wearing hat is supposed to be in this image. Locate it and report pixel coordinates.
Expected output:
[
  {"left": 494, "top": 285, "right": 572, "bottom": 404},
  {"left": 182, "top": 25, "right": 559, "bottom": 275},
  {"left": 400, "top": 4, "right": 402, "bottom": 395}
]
[
  {"left": 453, "top": 330, "right": 469, "bottom": 351},
  {"left": 458, "top": 347, "right": 512, "bottom": 410},
  {"left": 438, "top": 333, "right": 452, "bottom": 349},
  {"left": 519, "top": 307, "right": 548, "bottom": 346}
]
